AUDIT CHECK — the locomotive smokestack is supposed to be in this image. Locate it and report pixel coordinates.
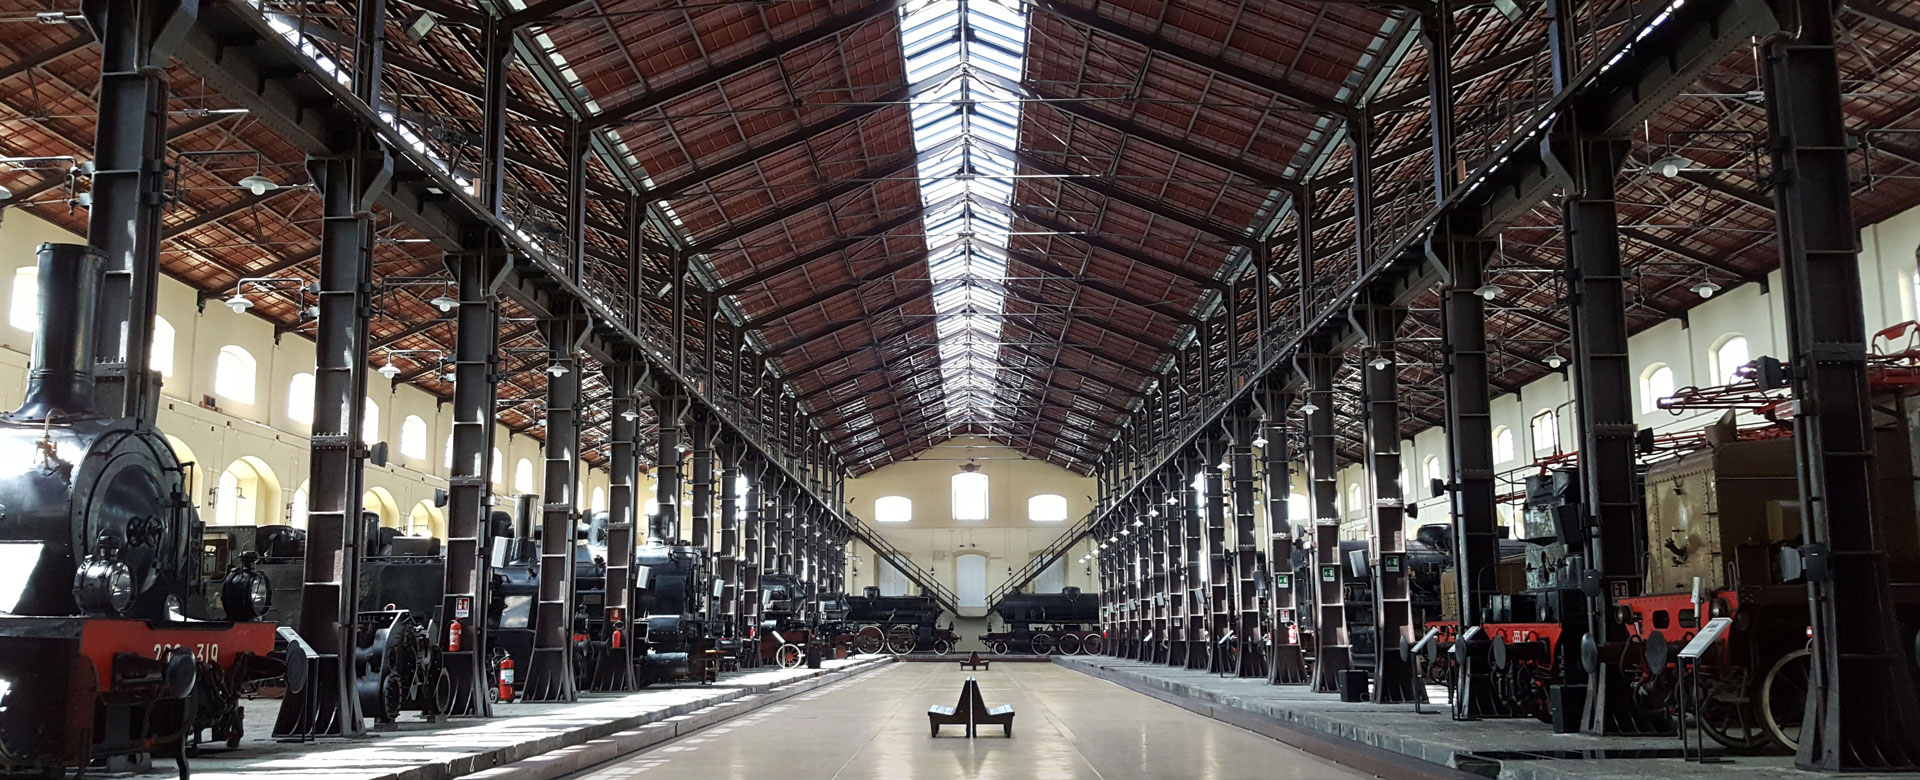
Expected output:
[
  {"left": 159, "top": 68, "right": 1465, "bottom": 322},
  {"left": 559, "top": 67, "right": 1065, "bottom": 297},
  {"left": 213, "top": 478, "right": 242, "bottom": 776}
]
[{"left": 14, "top": 243, "right": 102, "bottom": 420}]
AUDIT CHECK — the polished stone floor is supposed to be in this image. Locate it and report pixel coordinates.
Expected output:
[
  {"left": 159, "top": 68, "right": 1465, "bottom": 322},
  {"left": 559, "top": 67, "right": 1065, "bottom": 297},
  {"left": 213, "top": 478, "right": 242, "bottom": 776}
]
[{"left": 570, "top": 662, "right": 1376, "bottom": 780}]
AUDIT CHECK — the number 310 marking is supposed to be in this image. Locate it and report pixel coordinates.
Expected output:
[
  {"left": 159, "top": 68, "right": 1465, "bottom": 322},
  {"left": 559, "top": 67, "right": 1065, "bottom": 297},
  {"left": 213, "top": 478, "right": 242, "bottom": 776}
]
[{"left": 153, "top": 643, "right": 220, "bottom": 663}]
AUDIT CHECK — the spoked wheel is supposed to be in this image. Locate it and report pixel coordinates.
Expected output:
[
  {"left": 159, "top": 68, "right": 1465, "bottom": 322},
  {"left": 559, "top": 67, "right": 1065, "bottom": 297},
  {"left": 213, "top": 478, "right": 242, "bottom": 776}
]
[
  {"left": 775, "top": 643, "right": 804, "bottom": 669},
  {"left": 1082, "top": 634, "right": 1103, "bottom": 655},
  {"left": 932, "top": 639, "right": 953, "bottom": 656},
  {"left": 1761, "top": 649, "right": 1811, "bottom": 752},
  {"left": 1058, "top": 634, "right": 1082, "bottom": 655},
  {"left": 855, "top": 625, "right": 884, "bottom": 655},
  {"left": 991, "top": 641, "right": 1011, "bottom": 655},
  {"left": 886, "top": 626, "right": 916, "bottom": 655},
  {"left": 1688, "top": 675, "right": 1772, "bottom": 752},
  {"left": 1031, "top": 633, "right": 1054, "bottom": 655}
]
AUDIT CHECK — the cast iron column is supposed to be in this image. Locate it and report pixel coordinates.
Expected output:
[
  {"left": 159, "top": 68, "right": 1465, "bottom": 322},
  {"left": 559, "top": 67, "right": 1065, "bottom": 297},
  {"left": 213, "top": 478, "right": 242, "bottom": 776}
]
[
  {"left": 1165, "top": 464, "right": 1189, "bottom": 667},
  {"left": 652, "top": 383, "right": 689, "bottom": 543},
  {"left": 1258, "top": 381, "right": 1307, "bottom": 684},
  {"left": 1766, "top": 0, "right": 1920, "bottom": 765},
  {"left": 275, "top": 123, "right": 387, "bottom": 736},
  {"left": 1303, "top": 349, "right": 1349, "bottom": 693},
  {"left": 591, "top": 361, "right": 640, "bottom": 691},
  {"left": 1435, "top": 230, "right": 1500, "bottom": 718},
  {"left": 524, "top": 315, "right": 582, "bottom": 702},
  {"left": 1361, "top": 302, "right": 1417, "bottom": 702},
  {"left": 719, "top": 436, "right": 744, "bottom": 644},
  {"left": 1228, "top": 403, "right": 1266, "bottom": 678},
  {"left": 690, "top": 408, "right": 715, "bottom": 551}
]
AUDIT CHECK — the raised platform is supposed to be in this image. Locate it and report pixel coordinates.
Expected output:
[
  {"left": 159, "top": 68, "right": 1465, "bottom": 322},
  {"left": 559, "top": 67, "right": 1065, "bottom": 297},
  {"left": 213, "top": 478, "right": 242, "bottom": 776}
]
[
  {"left": 187, "top": 656, "right": 888, "bottom": 780},
  {"left": 893, "top": 652, "right": 1054, "bottom": 662},
  {"left": 1056, "top": 655, "right": 1920, "bottom": 780}
]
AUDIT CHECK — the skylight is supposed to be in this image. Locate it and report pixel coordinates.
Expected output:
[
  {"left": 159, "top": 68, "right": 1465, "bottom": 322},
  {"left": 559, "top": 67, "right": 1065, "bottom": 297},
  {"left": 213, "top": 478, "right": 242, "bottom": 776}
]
[{"left": 899, "top": 0, "right": 1029, "bottom": 428}]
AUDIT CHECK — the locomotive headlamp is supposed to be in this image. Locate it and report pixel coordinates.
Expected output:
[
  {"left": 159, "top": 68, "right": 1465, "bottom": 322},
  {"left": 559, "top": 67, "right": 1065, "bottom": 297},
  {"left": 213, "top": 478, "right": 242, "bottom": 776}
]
[
  {"left": 221, "top": 564, "right": 272, "bottom": 622},
  {"left": 75, "top": 558, "right": 134, "bottom": 614},
  {"left": 1709, "top": 597, "right": 1731, "bottom": 619}
]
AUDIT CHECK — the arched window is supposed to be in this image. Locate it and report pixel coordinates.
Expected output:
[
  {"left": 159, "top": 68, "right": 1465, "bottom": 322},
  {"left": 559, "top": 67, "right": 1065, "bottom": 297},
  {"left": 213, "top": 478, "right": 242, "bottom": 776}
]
[
  {"left": 361, "top": 396, "right": 381, "bottom": 444},
  {"left": 1287, "top": 493, "right": 1310, "bottom": 523},
  {"left": 1531, "top": 409, "right": 1559, "bottom": 456},
  {"left": 1640, "top": 363, "right": 1676, "bottom": 413},
  {"left": 1492, "top": 426, "right": 1515, "bottom": 463},
  {"left": 286, "top": 373, "right": 314, "bottom": 424},
  {"left": 1347, "top": 483, "right": 1364, "bottom": 516},
  {"left": 1712, "top": 335, "right": 1750, "bottom": 384},
  {"left": 444, "top": 434, "right": 454, "bottom": 471},
  {"left": 151, "top": 316, "right": 175, "bottom": 377},
  {"left": 875, "top": 495, "right": 912, "bottom": 523},
  {"left": 590, "top": 487, "right": 607, "bottom": 513},
  {"left": 1028, "top": 493, "right": 1067, "bottom": 522},
  {"left": 214, "top": 345, "right": 257, "bottom": 404},
  {"left": 400, "top": 415, "right": 428, "bottom": 460},
  {"left": 9, "top": 266, "right": 37, "bottom": 331},
  {"left": 289, "top": 481, "right": 309, "bottom": 529},
  {"left": 951, "top": 471, "right": 989, "bottom": 521},
  {"left": 514, "top": 458, "right": 534, "bottom": 493},
  {"left": 1423, "top": 455, "right": 1443, "bottom": 485},
  {"left": 490, "top": 448, "right": 503, "bottom": 487}
]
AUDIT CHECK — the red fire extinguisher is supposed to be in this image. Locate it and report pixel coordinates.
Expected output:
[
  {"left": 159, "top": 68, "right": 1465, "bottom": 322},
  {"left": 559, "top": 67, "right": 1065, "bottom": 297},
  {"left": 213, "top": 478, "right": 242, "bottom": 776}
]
[
  {"left": 611, "top": 625, "right": 625, "bottom": 649},
  {"left": 497, "top": 651, "right": 515, "bottom": 703},
  {"left": 448, "top": 618, "right": 464, "bottom": 652}
]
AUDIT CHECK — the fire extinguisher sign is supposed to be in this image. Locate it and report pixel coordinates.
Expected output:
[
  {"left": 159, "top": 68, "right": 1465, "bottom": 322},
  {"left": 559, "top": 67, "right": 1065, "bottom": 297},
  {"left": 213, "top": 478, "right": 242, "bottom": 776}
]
[{"left": 455, "top": 597, "right": 472, "bottom": 619}]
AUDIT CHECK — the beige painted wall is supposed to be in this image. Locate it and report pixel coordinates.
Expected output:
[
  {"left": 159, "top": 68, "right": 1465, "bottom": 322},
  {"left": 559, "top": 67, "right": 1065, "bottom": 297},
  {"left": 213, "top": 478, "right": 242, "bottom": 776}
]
[
  {"left": 841, "top": 437, "right": 1101, "bottom": 602},
  {"left": 0, "top": 208, "right": 616, "bottom": 534}
]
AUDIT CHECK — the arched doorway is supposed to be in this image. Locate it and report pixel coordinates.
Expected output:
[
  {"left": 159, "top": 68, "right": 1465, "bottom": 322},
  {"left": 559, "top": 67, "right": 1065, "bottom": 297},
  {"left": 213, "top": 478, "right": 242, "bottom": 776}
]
[
  {"left": 362, "top": 487, "right": 401, "bottom": 529},
  {"left": 165, "top": 435, "right": 201, "bottom": 508},
  {"left": 955, "top": 552, "right": 988, "bottom": 609},
  {"left": 288, "top": 479, "right": 310, "bottom": 529},
  {"left": 214, "top": 456, "right": 281, "bottom": 526},
  {"left": 408, "top": 500, "right": 446, "bottom": 538}
]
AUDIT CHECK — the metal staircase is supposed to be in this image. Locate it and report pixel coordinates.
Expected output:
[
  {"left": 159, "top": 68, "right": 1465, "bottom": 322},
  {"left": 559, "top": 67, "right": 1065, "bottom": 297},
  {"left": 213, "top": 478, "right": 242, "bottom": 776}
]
[
  {"left": 845, "top": 512, "right": 960, "bottom": 615},
  {"left": 986, "top": 510, "right": 1097, "bottom": 610}
]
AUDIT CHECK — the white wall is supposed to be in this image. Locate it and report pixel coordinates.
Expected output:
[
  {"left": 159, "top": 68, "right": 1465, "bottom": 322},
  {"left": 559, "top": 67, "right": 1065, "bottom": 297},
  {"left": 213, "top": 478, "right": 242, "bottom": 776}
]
[
  {"left": 841, "top": 437, "right": 1101, "bottom": 603},
  {"left": 0, "top": 209, "right": 613, "bottom": 534}
]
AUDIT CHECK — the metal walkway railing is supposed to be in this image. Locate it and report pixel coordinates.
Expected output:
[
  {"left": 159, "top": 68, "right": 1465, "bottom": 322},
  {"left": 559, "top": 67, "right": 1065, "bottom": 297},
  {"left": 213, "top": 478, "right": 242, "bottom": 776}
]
[
  {"left": 844, "top": 512, "right": 960, "bottom": 615},
  {"left": 985, "top": 510, "right": 1097, "bottom": 610}
]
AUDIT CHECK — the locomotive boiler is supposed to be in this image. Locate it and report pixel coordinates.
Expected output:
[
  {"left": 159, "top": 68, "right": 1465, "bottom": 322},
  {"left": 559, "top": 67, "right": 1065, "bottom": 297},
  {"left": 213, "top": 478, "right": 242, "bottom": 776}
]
[
  {"left": 631, "top": 541, "right": 723, "bottom": 684},
  {"left": 981, "top": 587, "right": 1100, "bottom": 654},
  {"left": 0, "top": 244, "right": 298, "bottom": 776}
]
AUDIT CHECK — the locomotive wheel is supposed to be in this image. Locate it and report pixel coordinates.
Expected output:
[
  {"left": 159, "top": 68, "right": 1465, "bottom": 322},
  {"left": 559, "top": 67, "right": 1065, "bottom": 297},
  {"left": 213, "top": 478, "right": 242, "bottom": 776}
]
[
  {"left": 1058, "top": 634, "right": 1081, "bottom": 655},
  {"left": 886, "top": 626, "right": 916, "bottom": 655},
  {"left": 775, "top": 643, "right": 804, "bottom": 669},
  {"left": 932, "top": 639, "right": 953, "bottom": 656},
  {"left": 1689, "top": 678, "right": 1772, "bottom": 752},
  {"left": 992, "top": 641, "right": 1011, "bottom": 655},
  {"left": 855, "top": 625, "right": 885, "bottom": 654},
  {"left": 1760, "top": 649, "right": 1811, "bottom": 752},
  {"left": 1083, "top": 634, "right": 1103, "bottom": 655},
  {"left": 1031, "top": 633, "right": 1054, "bottom": 655}
]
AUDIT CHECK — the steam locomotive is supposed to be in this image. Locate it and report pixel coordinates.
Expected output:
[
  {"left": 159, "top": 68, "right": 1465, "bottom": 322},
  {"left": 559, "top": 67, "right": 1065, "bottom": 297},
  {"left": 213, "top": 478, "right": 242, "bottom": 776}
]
[
  {"left": 0, "top": 244, "right": 301, "bottom": 776},
  {"left": 981, "top": 587, "right": 1100, "bottom": 654},
  {"left": 841, "top": 587, "right": 957, "bottom": 656}
]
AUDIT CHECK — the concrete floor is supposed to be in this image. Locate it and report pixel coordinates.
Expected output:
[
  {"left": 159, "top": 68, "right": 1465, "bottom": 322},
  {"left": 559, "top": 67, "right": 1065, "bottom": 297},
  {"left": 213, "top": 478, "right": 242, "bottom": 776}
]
[{"left": 569, "top": 662, "right": 1377, "bottom": 780}]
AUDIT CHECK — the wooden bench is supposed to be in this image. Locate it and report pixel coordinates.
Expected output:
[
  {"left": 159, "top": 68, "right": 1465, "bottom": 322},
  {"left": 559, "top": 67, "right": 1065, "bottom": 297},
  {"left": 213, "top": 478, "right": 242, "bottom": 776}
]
[
  {"left": 965, "top": 678, "right": 1015, "bottom": 737},
  {"left": 928, "top": 680, "right": 971, "bottom": 737},
  {"left": 928, "top": 678, "right": 1015, "bottom": 738},
  {"left": 959, "top": 651, "right": 989, "bottom": 671}
]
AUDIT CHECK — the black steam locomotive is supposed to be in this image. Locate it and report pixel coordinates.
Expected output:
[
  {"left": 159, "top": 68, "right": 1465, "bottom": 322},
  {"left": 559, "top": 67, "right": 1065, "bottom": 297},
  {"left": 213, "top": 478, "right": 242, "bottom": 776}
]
[
  {"left": 842, "top": 587, "right": 957, "bottom": 655},
  {"left": 981, "top": 587, "right": 1101, "bottom": 654},
  {"left": 0, "top": 244, "right": 299, "bottom": 776}
]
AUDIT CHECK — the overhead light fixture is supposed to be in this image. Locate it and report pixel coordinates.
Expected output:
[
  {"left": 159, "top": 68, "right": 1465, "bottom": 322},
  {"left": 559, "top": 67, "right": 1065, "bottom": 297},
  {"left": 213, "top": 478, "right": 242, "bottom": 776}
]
[
  {"left": 546, "top": 363, "right": 569, "bottom": 377},
  {"left": 0, "top": 184, "right": 12, "bottom": 201},
  {"left": 377, "top": 363, "right": 401, "bottom": 380},
  {"left": 1218, "top": 459, "right": 1230, "bottom": 471},
  {"left": 402, "top": 10, "right": 439, "bottom": 42},
  {"left": 430, "top": 294, "right": 458, "bottom": 312},
  {"left": 1473, "top": 284, "right": 1501, "bottom": 301},
  {"left": 440, "top": 372, "right": 455, "bottom": 383},
  {"left": 237, "top": 173, "right": 278, "bottom": 196},
  {"left": 225, "top": 293, "right": 252, "bottom": 314},
  {"left": 1120, "top": 529, "right": 1130, "bottom": 536},
  {"left": 1652, "top": 153, "right": 1694, "bottom": 178},
  {"left": 305, "top": 305, "right": 319, "bottom": 319},
  {"left": 1251, "top": 436, "right": 1267, "bottom": 448},
  {"left": 1545, "top": 355, "right": 1566, "bottom": 369},
  {"left": 621, "top": 409, "right": 639, "bottom": 422},
  {"left": 1300, "top": 401, "right": 1320, "bottom": 415},
  {"left": 1368, "top": 356, "right": 1391, "bottom": 371},
  {"left": 1132, "top": 518, "right": 1144, "bottom": 527},
  {"left": 1147, "top": 508, "right": 1159, "bottom": 517},
  {"left": 1692, "top": 281, "right": 1722, "bottom": 298}
]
